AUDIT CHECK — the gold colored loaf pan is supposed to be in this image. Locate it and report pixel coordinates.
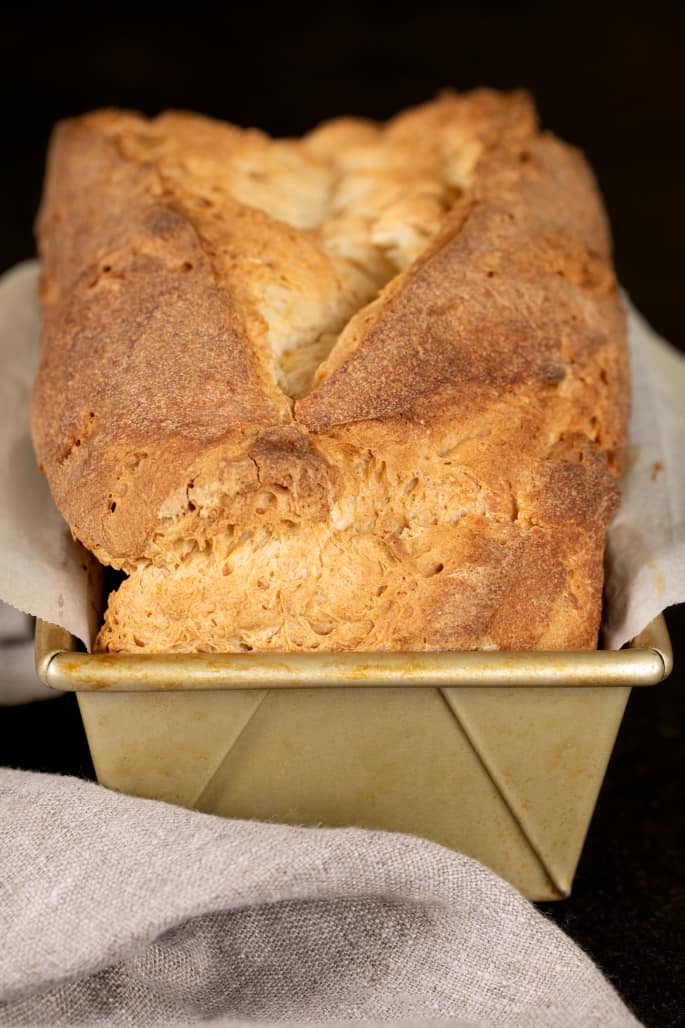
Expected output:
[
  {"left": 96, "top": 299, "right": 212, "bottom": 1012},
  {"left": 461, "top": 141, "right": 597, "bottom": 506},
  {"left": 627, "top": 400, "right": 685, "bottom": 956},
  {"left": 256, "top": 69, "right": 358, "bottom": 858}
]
[{"left": 36, "top": 617, "right": 672, "bottom": 901}]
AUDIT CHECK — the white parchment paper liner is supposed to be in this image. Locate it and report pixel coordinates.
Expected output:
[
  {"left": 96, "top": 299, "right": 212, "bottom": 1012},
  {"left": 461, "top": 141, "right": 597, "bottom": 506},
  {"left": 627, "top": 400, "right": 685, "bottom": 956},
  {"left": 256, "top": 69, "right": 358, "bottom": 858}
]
[{"left": 0, "top": 260, "right": 682, "bottom": 674}]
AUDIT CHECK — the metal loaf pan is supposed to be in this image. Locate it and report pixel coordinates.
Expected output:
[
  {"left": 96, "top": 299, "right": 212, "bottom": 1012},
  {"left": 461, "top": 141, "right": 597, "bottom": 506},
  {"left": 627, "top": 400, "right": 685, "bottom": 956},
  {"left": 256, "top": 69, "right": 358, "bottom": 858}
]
[{"left": 35, "top": 615, "right": 672, "bottom": 901}]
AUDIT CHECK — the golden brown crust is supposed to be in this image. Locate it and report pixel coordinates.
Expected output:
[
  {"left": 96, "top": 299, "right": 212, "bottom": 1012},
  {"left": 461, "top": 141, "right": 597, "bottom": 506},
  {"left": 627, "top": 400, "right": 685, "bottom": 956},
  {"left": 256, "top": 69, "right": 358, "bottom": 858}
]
[{"left": 31, "top": 91, "right": 628, "bottom": 652}]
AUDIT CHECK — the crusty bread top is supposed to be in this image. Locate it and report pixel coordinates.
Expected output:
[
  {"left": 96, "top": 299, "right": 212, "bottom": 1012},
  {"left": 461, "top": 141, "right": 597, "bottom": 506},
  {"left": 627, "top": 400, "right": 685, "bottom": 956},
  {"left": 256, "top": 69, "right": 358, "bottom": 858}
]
[{"left": 32, "top": 91, "right": 628, "bottom": 651}]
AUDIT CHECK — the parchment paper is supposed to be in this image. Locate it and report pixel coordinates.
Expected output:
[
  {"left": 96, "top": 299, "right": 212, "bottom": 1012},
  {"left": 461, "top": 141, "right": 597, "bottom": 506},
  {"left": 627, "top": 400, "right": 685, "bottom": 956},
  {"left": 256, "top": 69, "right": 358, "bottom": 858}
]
[
  {"left": 0, "top": 260, "right": 682, "bottom": 664},
  {"left": 603, "top": 301, "right": 685, "bottom": 647},
  {"left": 0, "top": 262, "right": 100, "bottom": 654}
]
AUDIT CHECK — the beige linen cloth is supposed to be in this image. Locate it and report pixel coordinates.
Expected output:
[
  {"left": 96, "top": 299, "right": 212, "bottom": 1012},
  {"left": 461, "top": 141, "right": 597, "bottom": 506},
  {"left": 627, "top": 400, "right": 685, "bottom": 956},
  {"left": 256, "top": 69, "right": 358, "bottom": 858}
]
[{"left": 0, "top": 764, "right": 639, "bottom": 1027}]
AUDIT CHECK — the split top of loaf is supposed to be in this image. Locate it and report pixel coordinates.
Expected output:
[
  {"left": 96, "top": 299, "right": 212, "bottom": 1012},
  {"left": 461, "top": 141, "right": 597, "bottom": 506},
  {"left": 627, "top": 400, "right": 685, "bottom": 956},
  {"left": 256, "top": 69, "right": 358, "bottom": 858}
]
[{"left": 31, "top": 90, "right": 628, "bottom": 653}]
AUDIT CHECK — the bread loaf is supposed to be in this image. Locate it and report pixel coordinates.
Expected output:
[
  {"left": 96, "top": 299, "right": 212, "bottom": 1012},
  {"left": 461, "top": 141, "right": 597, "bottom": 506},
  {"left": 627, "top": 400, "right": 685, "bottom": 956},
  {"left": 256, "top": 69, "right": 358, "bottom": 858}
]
[{"left": 31, "top": 90, "right": 628, "bottom": 653}]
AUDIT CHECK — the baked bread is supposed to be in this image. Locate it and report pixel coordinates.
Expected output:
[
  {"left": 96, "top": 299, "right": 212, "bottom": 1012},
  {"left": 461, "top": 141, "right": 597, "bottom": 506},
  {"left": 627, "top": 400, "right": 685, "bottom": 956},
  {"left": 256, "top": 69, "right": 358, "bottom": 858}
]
[{"left": 31, "top": 90, "right": 628, "bottom": 653}]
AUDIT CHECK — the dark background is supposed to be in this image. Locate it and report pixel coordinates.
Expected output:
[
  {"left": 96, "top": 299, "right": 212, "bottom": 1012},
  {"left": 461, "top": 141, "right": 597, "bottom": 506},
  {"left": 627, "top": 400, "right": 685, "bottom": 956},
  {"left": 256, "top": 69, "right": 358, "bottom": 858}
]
[{"left": 1, "top": 3, "right": 684, "bottom": 1025}]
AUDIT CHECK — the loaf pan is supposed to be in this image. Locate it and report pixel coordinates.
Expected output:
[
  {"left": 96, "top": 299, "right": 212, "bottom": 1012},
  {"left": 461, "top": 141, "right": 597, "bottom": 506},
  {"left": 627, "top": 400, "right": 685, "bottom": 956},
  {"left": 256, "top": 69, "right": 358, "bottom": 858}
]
[{"left": 35, "top": 615, "right": 672, "bottom": 901}]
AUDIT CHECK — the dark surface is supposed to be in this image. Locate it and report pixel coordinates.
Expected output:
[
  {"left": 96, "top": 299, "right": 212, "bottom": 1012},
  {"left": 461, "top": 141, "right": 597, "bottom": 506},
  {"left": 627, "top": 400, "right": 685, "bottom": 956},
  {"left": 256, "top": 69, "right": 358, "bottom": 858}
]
[
  {"left": 2, "top": 4, "right": 684, "bottom": 1025},
  {"left": 541, "top": 605, "right": 685, "bottom": 1026}
]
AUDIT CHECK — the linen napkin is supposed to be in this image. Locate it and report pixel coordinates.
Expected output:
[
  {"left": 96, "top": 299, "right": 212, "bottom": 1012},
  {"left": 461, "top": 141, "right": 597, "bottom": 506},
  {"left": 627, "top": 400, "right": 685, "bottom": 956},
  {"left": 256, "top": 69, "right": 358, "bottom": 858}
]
[{"left": 0, "top": 767, "right": 639, "bottom": 1027}]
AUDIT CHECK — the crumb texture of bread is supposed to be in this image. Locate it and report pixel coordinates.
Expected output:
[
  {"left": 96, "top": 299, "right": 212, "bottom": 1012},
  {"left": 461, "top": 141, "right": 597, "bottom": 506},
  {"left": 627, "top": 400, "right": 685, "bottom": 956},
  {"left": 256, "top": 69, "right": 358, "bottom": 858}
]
[{"left": 31, "top": 90, "right": 628, "bottom": 653}]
